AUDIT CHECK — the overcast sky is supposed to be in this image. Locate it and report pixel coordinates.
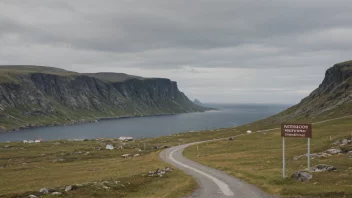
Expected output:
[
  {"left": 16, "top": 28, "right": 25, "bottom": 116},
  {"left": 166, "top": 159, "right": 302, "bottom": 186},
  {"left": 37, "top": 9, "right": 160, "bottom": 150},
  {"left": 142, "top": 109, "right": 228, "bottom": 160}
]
[{"left": 1, "top": 0, "right": 351, "bottom": 104}]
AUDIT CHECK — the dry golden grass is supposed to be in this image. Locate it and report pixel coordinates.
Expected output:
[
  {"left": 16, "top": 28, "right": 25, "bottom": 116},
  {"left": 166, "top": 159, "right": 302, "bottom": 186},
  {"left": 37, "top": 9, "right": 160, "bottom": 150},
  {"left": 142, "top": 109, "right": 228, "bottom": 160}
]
[
  {"left": 0, "top": 140, "right": 196, "bottom": 197},
  {"left": 184, "top": 117, "right": 352, "bottom": 197}
]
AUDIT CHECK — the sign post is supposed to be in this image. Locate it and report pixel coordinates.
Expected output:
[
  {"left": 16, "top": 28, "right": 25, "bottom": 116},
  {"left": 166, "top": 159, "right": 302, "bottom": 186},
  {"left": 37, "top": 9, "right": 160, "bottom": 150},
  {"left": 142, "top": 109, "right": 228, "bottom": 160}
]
[
  {"left": 282, "top": 137, "right": 285, "bottom": 178},
  {"left": 308, "top": 138, "right": 310, "bottom": 169},
  {"left": 281, "top": 123, "right": 312, "bottom": 177}
]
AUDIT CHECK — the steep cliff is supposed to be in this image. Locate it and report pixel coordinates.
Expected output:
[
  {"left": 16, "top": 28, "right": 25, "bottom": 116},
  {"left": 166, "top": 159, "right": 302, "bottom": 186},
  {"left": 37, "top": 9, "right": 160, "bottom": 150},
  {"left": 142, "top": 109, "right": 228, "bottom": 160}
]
[
  {"left": 254, "top": 60, "right": 352, "bottom": 127},
  {"left": 0, "top": 66, "right": 207, "bottom": 131}
]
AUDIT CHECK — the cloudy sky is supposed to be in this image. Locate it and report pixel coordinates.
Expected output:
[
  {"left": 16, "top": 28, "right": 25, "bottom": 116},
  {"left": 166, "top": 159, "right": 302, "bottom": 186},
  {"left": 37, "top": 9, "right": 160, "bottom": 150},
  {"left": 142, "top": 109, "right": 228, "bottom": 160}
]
[{"left": 1, "top": 0, "right": 352, "bottom": 104}]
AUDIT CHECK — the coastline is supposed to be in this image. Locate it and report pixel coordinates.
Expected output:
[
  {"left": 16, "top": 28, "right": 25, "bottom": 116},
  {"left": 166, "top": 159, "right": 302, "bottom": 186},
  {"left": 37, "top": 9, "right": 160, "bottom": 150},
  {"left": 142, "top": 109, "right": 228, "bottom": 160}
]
[{"left": 1, "top": 108, "right": 216, "bottom": 134}]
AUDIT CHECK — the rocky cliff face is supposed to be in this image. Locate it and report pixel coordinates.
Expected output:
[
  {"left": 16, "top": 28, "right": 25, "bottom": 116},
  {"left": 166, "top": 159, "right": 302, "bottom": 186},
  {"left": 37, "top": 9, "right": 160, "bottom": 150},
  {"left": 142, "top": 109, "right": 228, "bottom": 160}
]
[
  {"left": 0, "top": 67, "right": 206, "bottom": 131},
  {"left": 255, "top": 60, "right": 352, "bottom": 125}
]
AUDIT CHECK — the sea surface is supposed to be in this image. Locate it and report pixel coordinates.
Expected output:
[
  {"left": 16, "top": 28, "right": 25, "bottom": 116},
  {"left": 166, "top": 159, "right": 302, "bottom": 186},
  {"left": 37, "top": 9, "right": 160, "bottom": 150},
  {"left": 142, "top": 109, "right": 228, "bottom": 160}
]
[{"left": 0, "top": 104, "right": 290, "bottom": 142}]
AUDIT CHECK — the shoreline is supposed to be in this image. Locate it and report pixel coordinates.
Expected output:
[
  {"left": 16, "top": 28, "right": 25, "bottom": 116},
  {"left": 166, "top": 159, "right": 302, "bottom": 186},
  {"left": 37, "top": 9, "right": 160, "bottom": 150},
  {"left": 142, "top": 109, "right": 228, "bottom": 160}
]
[{"left": 1, "top": 109, "right": 216, "bottom": 134}]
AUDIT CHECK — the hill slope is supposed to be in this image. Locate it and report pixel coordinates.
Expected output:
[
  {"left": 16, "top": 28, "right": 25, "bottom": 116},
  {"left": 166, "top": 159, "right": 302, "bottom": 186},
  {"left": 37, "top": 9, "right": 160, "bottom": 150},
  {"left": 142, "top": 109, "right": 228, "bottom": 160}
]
[
  {"left": 0, "top": 65, "right": 207, "bottom": 131},
  {"left": 254, "top": 60, "right": 352, "bottom": 128}
]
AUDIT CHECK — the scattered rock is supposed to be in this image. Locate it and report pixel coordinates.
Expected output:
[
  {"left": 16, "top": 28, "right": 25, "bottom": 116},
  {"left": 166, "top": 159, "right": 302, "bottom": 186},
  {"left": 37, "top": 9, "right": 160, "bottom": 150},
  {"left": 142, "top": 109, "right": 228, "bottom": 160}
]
[
  {"left": 332, "top": 140, "right": 342, "bottom": 146},
  {"left": 52, "top": 192, "right": 62, "bottom": 195},
  {"left": 122, "top": 154, "right": 130, "bottom": 158},
  {"left": 311, "top": 164, "right": 336, "bottom": 172},
  {"left": 342, "top": 139, "right": 349, "bottom": 145},
  {"left": 291, "top": 171, "right": 312, "bottom": 182},
  {"left": 95, "top": 146, "right": 102, "bottom": 150},
  {"left": 293, "top": 155, "right": 305, "bottom": 160},
  {"left": 84, "top": 152, "right": 90, "bottom": 155},
  {"left": 39, "top": 188, "right": 49, "bottom": 194},
  {"left": 106, "top": 144, "right": 114, "bottom": 150},
  {"left": 65, "top": 185, "right": 77, "bottom": 192},
  {"left": 165, "top": 167, "right": 172, "bottom": 172},
  {"left": 326, "top": 148, "right": 342, "bottom": 154},
  {"left": 148, "top": 167, "right": 172, "bottom": 177},
  {"left": 4, "top": 145, "right": 9, "bottom": 148},
  {"left": 28, "top": 195, "right": 38, "bottom": 198},
  {"left": 133, "top": 154, "right": 140, "bottom": 157},
  {"left": 53, "top": 158, "right": 65, "bottom": 163}
]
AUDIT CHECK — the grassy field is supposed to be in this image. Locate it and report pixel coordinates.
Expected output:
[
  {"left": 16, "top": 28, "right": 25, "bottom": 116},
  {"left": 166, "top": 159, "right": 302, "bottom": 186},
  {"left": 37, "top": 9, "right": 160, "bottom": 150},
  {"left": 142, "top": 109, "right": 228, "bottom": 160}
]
[
  {"left": 2, "top": 113, "right": 352, "bottom": 197},
  {"left": 0, "top": 139, "right": 196, "bottom": 198},
  {"left": 184, "top": 117, "right": 352, "bottom": 197}
]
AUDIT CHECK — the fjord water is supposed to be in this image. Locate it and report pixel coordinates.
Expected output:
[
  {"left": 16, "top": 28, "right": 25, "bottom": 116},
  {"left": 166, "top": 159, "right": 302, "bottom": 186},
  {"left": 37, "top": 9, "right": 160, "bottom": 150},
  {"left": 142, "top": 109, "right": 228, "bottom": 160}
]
[{"left": 0, "top": 104, "right": 290, "bottom": 142}]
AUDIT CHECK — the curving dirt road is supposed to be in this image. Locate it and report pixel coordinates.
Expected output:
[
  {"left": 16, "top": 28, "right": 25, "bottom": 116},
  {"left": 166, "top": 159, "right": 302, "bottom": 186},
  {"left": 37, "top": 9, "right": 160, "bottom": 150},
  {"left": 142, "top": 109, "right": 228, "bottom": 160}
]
[{"left": 160, "top": 140, "right": 276, "bottom": 198}]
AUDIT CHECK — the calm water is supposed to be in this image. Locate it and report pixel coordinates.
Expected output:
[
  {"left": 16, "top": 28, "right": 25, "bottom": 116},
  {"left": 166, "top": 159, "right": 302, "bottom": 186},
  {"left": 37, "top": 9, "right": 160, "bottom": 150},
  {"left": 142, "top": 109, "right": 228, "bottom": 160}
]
[{"left": 0, "top": 104, "right": 290, "bottom": 142}]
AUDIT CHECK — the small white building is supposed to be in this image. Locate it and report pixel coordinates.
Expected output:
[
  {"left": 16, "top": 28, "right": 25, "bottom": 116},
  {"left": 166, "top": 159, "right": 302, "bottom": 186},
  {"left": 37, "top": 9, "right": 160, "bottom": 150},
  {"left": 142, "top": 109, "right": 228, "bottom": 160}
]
[
  {"left": 119, "top": 136, "right": 133, "bottom": 141},
  {"left": 247, "top": 130, "right": 252, "bottom": 134},
  {"left": 35, "top": 139, "right": 43, "bottom": 143}
]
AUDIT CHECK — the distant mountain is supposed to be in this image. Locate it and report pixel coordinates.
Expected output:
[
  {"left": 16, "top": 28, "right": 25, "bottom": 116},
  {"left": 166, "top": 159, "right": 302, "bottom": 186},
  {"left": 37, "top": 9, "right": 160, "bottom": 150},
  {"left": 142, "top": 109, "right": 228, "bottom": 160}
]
[
  {"left": 0, "top": 65, "right": 209, "bottom": 131},
  {"left": 254, "top": 60, "right": 352, "bottom": 127},
  {"left": 193, "top": 99, "right": 204, "bottom": 106}
]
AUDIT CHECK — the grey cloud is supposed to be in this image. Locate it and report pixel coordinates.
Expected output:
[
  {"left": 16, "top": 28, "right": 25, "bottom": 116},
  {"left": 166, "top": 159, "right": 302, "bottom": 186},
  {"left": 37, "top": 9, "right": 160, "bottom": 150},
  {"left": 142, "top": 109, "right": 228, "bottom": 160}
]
[{"left": 0, "top": 0, "right": 351, "bottom": 103}]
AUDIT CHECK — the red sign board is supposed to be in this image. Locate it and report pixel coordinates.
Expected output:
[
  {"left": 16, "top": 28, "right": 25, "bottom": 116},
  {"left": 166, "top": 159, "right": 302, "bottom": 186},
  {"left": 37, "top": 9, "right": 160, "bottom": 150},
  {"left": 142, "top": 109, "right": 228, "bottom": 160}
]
[{"left": 281, "top": 123, "right": 312, "bottom": 138}]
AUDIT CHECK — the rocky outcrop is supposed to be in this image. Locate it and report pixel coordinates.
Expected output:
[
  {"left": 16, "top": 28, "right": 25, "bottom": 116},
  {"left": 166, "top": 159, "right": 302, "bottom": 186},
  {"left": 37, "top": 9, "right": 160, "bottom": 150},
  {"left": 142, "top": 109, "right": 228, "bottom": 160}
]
[
  {"left": 0, "top": 67, "right": 207, "bottom": 131},
  {"left": 291, "top": 171, "right": 312, "bottom": 182},
  {"left": 310, "top": 164, "right": 336, "bottom": 172},
  {"left": 255, "top": 60, "right": 352, "bottom": 124},
  {"left": 193, "top": 98, "right": 204, "bottom": 106}
]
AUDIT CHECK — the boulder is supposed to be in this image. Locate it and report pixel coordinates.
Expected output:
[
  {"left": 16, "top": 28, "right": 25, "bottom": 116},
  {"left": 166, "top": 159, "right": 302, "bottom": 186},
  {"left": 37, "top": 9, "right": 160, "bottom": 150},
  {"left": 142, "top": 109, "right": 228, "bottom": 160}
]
[
  {"left": 342, "top": 139, "right": 349, "bottom": 145},
  {"left": 165, "top": 167, "right": 172, "bottom": 172},
  {"left": 316, "top": 152, "right": 330, "bottom": 158},
  {"left": 326, "top": 148, "right": 342, "bottom": 154},
  {"left": 332, "top": 140, "right": 342, "bottom": 146},
  {"left": 122, "top": 154, "right": 130, "bottom": 158},
  {"left": 39, "top": 188, "right": 49, "bottom": 194},
  {"left": 65, "top": 185, "right": 77, "bottom": 192},
  {"left": 28, "top": 195, "right": 38, "bottom": 198},
  {"left": 106, "top": 144, "right": 114, "bottom": 150},
  {"left": 291, "top": 171, "right": 312, "bottom": 182},
  {"left": 311, "top": 164, "right": 336, "bottom": 172},
  {"left": 52, "top": 192, "right": 62, "bottom": 195}
]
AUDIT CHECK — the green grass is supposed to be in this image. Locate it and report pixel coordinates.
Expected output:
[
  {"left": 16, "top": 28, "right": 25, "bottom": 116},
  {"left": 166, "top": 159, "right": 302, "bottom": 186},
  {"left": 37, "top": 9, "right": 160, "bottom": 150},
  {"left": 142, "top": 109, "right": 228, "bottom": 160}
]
[
  {"left": 0, "top": 139, "right": 196, "bottom": 197},
  {"left": 184, "top": 117, "right": 352, "bottom": 197}
]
